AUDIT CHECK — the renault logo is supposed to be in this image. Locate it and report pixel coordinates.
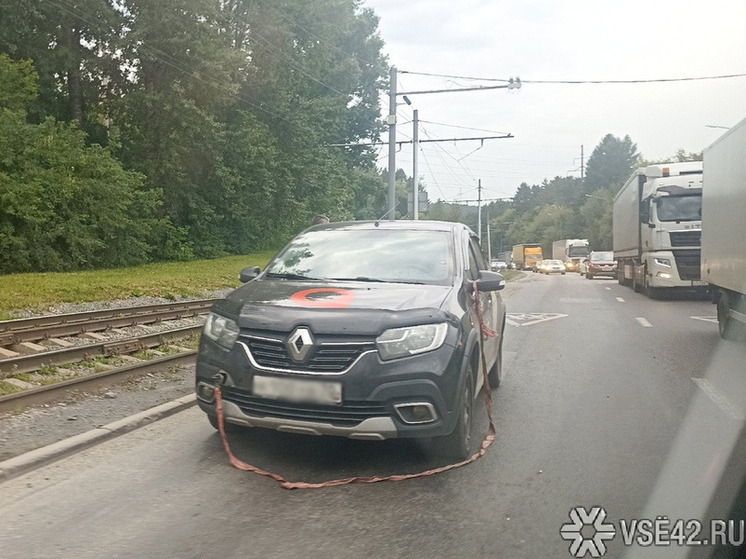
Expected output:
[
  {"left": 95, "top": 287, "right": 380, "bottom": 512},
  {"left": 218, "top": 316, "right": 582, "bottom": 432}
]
[{"left": 286, "top": 327, "right": 314, "bottom": 362}]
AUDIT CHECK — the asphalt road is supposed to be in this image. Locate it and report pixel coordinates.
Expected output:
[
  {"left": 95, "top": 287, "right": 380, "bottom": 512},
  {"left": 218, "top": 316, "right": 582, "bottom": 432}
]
[{"left": 1, "top": 272, "right": 745, "bottom": 559}]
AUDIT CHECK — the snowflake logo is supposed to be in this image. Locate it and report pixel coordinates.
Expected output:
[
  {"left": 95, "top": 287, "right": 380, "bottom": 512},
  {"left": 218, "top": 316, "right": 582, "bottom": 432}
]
[{"left": 560, "top": 506, "right": 616, "bottom": 557}]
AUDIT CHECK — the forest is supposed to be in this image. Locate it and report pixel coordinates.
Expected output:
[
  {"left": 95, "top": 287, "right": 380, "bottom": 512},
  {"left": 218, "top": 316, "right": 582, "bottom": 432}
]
[{"left": 0, "top": 0, "right": 699, "bottom": 273}]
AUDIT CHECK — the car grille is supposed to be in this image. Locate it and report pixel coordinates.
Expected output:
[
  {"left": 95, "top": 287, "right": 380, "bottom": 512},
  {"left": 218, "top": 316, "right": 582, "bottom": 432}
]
[
  {"left": 240, "top": 331, "right": 376, "bottom": 373},
  {"left": 673, "top": 249, "right": 701, "bottom": 281},
  {"left": 669, "top": 230, "right": 701, "bottom": 247},
  {"left": 221, "top": 387, "right": 389, "bottom": 427}
]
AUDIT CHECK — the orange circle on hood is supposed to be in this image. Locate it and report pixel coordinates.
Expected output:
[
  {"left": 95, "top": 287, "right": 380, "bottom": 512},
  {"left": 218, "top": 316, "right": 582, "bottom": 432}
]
[{"left": 290, "top": 288, "right": 356, "bottom": 308}]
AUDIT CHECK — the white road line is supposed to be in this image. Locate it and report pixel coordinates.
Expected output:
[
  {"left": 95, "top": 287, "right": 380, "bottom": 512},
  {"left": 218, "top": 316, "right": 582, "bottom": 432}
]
[
  {"left": 616, "top": 297, "right": 625, "bottom": 303},
  {"left": 636, "top": 317, "right": 653, "bottom": 328},
  {"left": 605, "top": 287, "right": 612, "bottom": 291},
  {"left": 690, "top": 316, "right": 718, "bottom": 324},
  {"left": 692, "top": 377, "right": 744, "bottom": 421}
]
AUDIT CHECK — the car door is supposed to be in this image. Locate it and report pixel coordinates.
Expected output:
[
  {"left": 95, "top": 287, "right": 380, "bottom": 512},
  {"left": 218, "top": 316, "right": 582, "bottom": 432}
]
[{"left": 465, "top": 235, "right": 499, "bottom": 381}]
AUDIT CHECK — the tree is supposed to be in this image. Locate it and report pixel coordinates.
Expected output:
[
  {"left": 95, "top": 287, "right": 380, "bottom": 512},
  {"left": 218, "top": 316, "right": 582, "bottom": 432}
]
[
  {"left": 0, "top": 56, "right": 167, "bottom": 273},
  {"left": 584, "top": 134, "right": 639, "bottom": 193},
  {"left": 0, "top": 0, "right": 127, "bottom": 137}
]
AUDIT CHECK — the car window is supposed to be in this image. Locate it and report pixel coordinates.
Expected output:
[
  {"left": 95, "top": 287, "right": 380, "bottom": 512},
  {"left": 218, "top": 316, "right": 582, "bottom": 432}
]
[
  {"left": 466, "top": 237, "right": 485, "bottom": 281},
  {"left": 266, "top": 228, "right": 456, "bottom": 286}
]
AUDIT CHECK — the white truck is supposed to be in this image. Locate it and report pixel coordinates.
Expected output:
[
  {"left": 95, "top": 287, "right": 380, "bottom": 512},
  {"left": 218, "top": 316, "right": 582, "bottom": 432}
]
[
  {"left": 701, "top": 118, "right": 746, "bottom": 340},
  {"left": 613, "top": 162, "right": 705, "bottom": 297},
  {"left": 552, "top": 239, "right": 590, "bottom": 272}
]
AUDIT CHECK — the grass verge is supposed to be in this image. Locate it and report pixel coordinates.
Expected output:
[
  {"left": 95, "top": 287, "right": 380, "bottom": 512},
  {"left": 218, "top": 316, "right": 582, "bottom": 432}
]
[{"left": 0, "top": 251, "right": 276, "bottom": 315}]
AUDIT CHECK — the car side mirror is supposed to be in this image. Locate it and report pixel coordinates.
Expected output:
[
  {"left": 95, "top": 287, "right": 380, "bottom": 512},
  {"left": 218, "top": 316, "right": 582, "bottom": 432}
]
[
  {"left": 239, "top": 266, "right": 261, "bottom": 283},
  {"left": 469, "top": 270, "right": 505, "bottom": 292}
]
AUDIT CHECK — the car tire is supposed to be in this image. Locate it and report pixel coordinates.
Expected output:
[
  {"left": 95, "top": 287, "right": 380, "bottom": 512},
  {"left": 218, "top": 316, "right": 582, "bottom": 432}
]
[
  {"left": 561, "top": 272, "right": 566, "bottom": 275},
  {"left": 488, "top": 334, "right": 503, "bottom": 389},
  {"left": 643, "top": 274, "right": 659, "bottom": 300},
  {"left": 208, "top": 413, "right": 241, "bottom": 433},
  {"left": 439, "top": 368, "right": 474, "bottom": 461},
  {"left": 718, "top": 290, "right": 745, "bottom": 341},
  {"left": 632, "top": 271, "right": 643, "bottom": 293}
]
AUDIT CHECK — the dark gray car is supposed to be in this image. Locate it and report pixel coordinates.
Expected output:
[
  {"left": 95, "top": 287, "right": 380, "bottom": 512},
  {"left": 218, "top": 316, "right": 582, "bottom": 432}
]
[{"left": 195, "top": 220, "right": 506, "bottom": 460}]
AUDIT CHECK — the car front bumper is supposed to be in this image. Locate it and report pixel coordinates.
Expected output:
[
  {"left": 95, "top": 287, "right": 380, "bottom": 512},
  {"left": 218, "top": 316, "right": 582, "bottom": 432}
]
[
  {"left": 195, "top": 336, "right": 467, "bottom": 440},
  {"left": 589, "top": 266, "right": 616, "bottom": 277}
]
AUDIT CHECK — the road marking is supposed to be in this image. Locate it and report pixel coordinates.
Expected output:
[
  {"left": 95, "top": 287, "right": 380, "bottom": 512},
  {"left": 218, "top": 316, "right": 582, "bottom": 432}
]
[
  {"left": 692, "top": 377, "right": 744, "bottom": 421},
  {"left": 605, "top": 287, "right": 612, "bottom": 291},
  {"left": 691, "top": 316, "right": 718, "bottom": 324},
  {"left": 505, "top": 313, "right": 569, "bottom": 327},
  {"left": 635, "top": 317, "right": 653, "bottom": 328},
  {"left": 616, "top": 297, "right": 625, "bottom": 303}
]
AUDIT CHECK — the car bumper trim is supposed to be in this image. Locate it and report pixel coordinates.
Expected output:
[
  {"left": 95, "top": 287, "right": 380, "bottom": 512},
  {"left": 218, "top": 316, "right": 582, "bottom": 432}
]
[{"left": 218, "top": 400, "right": 398, "bottom": 440}]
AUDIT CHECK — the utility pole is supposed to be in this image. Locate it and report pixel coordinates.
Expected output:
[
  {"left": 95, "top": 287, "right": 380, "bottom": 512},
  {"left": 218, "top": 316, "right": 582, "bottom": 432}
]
[
  {"left": 412, "top": 109, "right": 419, "bottom": 220},
  {"left": 477, "top": 179, "right": 482, "bottom": 241},
  {"left": 387, "top": 66, "right": 397, "bottom": 220},
  {"left": 486, "top": 209, "right": 492, "bottom": 260},
  {"left": 581, "top": 145, "right": 585, "bottom": 180}
]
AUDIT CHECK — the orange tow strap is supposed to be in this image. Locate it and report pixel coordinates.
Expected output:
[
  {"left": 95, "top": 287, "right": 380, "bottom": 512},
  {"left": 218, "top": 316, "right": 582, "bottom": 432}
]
[{"left": 214, "top": 281, "right": 498, "bottom": 489}]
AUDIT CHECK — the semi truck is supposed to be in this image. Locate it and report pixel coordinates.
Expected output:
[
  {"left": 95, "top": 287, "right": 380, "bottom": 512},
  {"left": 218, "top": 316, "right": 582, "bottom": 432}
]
[
  {"left": 701, "top": 118, "right": 746, "bottom": 340},
  {"left": 512, "top": 243, "right": 543, "bottom": 271},
  {"left": 613, "top": 162, "right": 704, "bottom": 298},
  {"left": 552, "top": 239, "right": 590, "bottom": 272}
]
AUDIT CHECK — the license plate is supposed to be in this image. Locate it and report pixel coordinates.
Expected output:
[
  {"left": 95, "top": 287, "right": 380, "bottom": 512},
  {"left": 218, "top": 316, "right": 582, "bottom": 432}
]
[
  {"left": 692, "top": 280, "right": 708, "bottom": 286},
  {"left": 253, "top": 375, "right": 342, "bottom": 405}
]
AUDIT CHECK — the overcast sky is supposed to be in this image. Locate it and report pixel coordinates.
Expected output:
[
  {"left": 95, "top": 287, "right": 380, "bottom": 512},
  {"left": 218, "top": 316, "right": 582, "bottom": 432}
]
[{"left": 362, "top": 0, "right": 746, "bottom": 204}]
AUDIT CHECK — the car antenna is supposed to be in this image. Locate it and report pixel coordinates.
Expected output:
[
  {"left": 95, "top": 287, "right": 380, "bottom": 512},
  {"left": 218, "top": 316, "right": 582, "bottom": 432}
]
[{"left": 374, "top": 207, "right": 395, "bottom": 226}]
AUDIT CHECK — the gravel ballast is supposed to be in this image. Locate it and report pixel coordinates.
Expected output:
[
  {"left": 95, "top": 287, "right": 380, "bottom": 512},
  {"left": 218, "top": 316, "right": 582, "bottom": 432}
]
[{"left": 0, "top": 293, "right": 230, "bottom": 463}]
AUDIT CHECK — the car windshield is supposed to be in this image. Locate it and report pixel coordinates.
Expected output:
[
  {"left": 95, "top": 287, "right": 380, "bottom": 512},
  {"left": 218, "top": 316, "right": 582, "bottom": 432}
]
[
  {"left": 265, "top": 228, "right": 455, "bottom": 286},
  {"left": 656, "top": 194, "right": 702, "bottom": 222},
  {"left": 591, "top": 252, "right": 614, "bottom": 261}
]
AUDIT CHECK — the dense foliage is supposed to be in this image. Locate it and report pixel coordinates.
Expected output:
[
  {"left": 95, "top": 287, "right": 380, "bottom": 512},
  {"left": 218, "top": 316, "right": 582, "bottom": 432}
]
[
  {"left": 0, "top": 1, "right": 699, "bottom": 274},
  {"left": 486, "top": 134, "right": 641, "bottom": 255},
  {"left": 0, "top": 0, "right": 389, "bottom": 272}
]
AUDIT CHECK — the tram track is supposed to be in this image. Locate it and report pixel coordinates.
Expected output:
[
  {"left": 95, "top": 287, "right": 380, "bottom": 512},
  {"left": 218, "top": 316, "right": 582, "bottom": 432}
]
[{"left": 0, "top": 299, "right": 214, "bottom": 414}]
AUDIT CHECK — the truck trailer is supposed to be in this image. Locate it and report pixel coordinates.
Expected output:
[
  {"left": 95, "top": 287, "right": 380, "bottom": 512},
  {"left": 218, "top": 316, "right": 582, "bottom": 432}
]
[
  {"left": 551, "top": 239, "right": 590, "bottom": 272},
  {"left": 702, "top": 118, "right": 746, "bottom": 340},
  {"left": 512, "top": 243, "right": 543, "bottom": 271},
  {"left": 613, "top": 162, "right": 704, "bottom": 297}
]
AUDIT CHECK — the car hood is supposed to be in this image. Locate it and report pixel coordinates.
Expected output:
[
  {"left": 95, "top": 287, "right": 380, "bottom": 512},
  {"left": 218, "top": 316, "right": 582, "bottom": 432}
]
[{"left": 212, "top": 279, "right": 456, "bottom": 336}]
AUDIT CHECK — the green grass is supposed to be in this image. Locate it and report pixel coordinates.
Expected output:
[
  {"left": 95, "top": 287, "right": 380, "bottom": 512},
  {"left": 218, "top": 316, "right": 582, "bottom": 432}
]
[
  {"left": 0, "top": 381, "right": 23, "bottom": 396},
  {"left": 500, "top": 269, "right": 522, "bottom": 281},
  {"left": 0, "top": 251, "right": 276, "bottom": 315}
]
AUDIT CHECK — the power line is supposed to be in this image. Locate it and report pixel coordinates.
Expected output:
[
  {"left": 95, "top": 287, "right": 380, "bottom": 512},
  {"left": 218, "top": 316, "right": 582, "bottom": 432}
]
[
  {"left": 418, "top": 120, "right": 509, "bottom": 135},
  {"left": 400, "top": 70, "right": 510, "bottom": 82},
  {"left": 401, "top": 69, "right": 746, "bottom": 85}
]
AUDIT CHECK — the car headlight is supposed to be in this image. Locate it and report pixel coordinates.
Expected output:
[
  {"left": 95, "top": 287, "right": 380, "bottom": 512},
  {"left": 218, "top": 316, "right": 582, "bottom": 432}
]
[
  {"left": 376, "top": 323, "right": 448, "bottom": 361},
  {"left": 203, "top": 313, "right": 240, "bottom": 349},
  {"left": 654, "top": 258, "right": 672, "bottom": 268}
]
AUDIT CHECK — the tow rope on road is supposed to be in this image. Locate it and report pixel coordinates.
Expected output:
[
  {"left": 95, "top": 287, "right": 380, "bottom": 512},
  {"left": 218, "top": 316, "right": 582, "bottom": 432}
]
[{"left": 214, "top": 281, "right": 499, "bottom": 490}]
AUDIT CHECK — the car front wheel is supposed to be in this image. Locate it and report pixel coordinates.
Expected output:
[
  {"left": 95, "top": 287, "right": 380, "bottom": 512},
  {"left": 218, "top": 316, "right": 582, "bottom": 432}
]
[{"left": 439, "top": 369, "right": 474, "bottom": 461}]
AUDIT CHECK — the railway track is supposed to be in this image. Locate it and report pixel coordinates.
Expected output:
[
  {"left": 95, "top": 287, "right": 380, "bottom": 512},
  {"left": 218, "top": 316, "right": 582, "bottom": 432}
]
[
  {"left": 0, "top": 299, "right": 216, "bottom": 414},
  {"left": 0, "top": 299, "right": 216, "bottom": 347},
  {"left": 0, "top": 351, "right": 197, "bottom": 415}
]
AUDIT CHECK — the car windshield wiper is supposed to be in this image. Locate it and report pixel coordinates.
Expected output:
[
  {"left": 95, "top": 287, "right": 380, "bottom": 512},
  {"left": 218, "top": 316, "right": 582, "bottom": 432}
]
[
  {"left": 330, "top": 277, "right": 427, "bottom": 285},
  {"left": 265, "top": 272, "right": 318, "bottom": 281},
  {"left": 328, "top": 276, "right": 386, "bottom": 283}
]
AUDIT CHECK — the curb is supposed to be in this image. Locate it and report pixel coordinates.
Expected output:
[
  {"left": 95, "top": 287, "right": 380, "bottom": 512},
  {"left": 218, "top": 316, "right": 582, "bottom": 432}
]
[{"left": 0, "top": 394, "right": 197, "bottom": 483}]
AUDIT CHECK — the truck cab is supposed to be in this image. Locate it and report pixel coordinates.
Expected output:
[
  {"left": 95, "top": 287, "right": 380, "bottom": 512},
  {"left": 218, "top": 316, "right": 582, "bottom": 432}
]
[{"left": 614, "top": 162, "right": 704, "bottom": 297}]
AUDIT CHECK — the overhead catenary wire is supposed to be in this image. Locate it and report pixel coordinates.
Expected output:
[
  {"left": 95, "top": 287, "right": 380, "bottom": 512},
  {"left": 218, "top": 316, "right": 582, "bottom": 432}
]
[{"left": 400, "top": 69, "right": 746, "bottom": 85}]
